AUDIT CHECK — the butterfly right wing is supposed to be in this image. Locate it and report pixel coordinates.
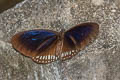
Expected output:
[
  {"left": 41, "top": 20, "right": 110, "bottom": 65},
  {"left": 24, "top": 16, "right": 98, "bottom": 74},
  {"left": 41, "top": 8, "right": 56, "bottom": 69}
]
[{"left": 11, "top": 29, "right": 60, "bottom": 63}]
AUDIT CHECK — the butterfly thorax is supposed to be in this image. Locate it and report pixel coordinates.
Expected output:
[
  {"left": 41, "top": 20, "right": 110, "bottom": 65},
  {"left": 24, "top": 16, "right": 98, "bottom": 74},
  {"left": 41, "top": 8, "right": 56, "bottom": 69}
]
[
  {"left": 55, "top": 29, "right": 65, "bottom": 58},
  {"left": 57, "top": 29, "right": 65, "bottom": 40}
]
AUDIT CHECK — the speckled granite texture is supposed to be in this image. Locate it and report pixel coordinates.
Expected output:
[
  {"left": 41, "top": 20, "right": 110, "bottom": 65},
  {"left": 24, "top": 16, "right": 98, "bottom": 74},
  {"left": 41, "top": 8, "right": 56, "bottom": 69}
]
[{"left": 0, "top": 0, "right": 120, "bottom": 80}]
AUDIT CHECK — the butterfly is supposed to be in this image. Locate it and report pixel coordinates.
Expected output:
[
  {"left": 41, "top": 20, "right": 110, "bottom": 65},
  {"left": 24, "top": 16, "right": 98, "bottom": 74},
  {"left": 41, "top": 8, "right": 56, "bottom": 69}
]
[{"left": 11, "top": 22, "right": 99, "bottom": 64}]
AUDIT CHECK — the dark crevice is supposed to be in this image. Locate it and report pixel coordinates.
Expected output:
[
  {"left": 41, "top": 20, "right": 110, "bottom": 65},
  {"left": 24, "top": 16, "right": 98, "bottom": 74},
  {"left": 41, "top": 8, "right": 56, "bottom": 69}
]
[{"left": 0, "top": 0, "right": 24, "bottom": 13}]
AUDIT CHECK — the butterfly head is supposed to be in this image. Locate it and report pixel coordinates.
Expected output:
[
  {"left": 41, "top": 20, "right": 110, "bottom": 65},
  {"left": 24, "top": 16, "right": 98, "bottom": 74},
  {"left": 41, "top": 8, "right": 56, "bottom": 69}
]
[{"left": 57, "top": 29, "right": 65, "bottom": 40}]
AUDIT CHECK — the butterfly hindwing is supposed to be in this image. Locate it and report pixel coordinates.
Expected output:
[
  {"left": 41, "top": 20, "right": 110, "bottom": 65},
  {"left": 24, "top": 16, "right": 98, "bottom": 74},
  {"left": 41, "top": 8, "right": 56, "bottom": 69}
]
[
  {"left": 32, "top": 38, "right": 59, "bottom": 64},
  {"left": 61, "top": 22, "right": 99, "bottom": 60}
]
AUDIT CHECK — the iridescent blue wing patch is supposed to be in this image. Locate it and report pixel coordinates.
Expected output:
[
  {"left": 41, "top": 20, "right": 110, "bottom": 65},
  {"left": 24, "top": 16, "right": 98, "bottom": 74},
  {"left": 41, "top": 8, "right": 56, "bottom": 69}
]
[{"left": 20, "top": 30, "right": 56, "bottom": 51}]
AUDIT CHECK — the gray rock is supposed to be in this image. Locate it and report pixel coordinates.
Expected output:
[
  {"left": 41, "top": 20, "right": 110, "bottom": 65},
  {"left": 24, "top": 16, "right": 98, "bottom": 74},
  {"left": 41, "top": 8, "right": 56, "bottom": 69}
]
[{"left": 0, "top": 0, "right": 120, "bottom": 80}]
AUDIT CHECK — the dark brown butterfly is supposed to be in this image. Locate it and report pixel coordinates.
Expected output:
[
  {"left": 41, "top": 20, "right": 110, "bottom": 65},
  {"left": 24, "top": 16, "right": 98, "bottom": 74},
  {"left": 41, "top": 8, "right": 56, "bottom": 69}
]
[{"left": 11, "top": 22, "right": 99, "bottom": 64}]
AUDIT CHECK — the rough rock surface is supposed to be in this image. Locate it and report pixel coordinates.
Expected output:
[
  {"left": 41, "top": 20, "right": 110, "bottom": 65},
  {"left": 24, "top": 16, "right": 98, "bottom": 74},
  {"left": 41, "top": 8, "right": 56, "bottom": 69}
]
[{"left": 0, "top": 0, "right": 120, "bottom": 80}]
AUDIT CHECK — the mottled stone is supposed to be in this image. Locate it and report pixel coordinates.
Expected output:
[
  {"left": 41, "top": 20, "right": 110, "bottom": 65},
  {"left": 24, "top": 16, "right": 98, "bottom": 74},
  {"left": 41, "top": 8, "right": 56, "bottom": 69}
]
[
  {"left": 92, "top": 0, "right": 104, "bottom": 6},
  {"left": 115, "top": 0, "right": 120, "bottom": 9},
  {"left": 0, "top": 0, "right": 120, "bottom": 80}
]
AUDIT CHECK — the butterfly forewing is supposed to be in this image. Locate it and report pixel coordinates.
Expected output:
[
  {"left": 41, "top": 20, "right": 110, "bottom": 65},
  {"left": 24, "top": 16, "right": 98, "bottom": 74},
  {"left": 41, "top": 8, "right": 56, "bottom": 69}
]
[{"left": 61, "top": 22, "right": 99, "bottom": 60}]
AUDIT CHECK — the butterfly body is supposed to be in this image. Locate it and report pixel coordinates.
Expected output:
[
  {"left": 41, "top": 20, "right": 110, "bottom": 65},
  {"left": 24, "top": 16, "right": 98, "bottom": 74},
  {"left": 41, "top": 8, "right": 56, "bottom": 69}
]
[{"left": 11, "top": 22, "right": 99, "bottom": 64}]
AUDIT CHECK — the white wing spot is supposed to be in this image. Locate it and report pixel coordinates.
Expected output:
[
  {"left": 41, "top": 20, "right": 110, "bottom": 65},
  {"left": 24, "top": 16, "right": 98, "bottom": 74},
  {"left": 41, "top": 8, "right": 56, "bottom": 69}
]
[
  {"left": 61, "top": 53, "right": 64, "bottom": 57},
  {"left": 52, "top": 56, "right": 55, "bottom": 60},
  {"left": 42, "top": 61, "right": 44, "bottom": 63},
  {"left": 36, "top": 59, "right": 39, "bottom": 62},
  {"left": 40, "top": 56, "right": 42, "bottom": 59},
  {"left": 72, "top": 50, "right": 74, "bottom": 52},
  {"left": 36, "top": 56, "right": 39, "bottom": 58},
  {"left": 48, "top": 55, "right": 50, "bottom": 59},
  {"left": 55, "top": 57, "right": 58, "bottom": 60},
  {"left": 48, "top": 61, "right": 50, "bottom": 63},
  {"left": 64, "top": 53, "right": 67, "bottom": 56},
  {"left": 43, "top": 56, "right": 45, "bottom": 60},
  {"left": 69, "top": 51, "right": 71, "bottom": 54},
  {"left": 66, "top": 52, "right": 68, "bottom": 56}
]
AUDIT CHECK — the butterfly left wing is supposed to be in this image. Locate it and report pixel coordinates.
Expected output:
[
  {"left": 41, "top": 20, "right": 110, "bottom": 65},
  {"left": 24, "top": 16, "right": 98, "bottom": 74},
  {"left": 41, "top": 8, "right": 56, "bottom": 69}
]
[
  {"left": 61, "top": 22, "right": 99, "bottom": 60},
  {"left": 11, "top": 29, "right": 60, "bottom": 63}
]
